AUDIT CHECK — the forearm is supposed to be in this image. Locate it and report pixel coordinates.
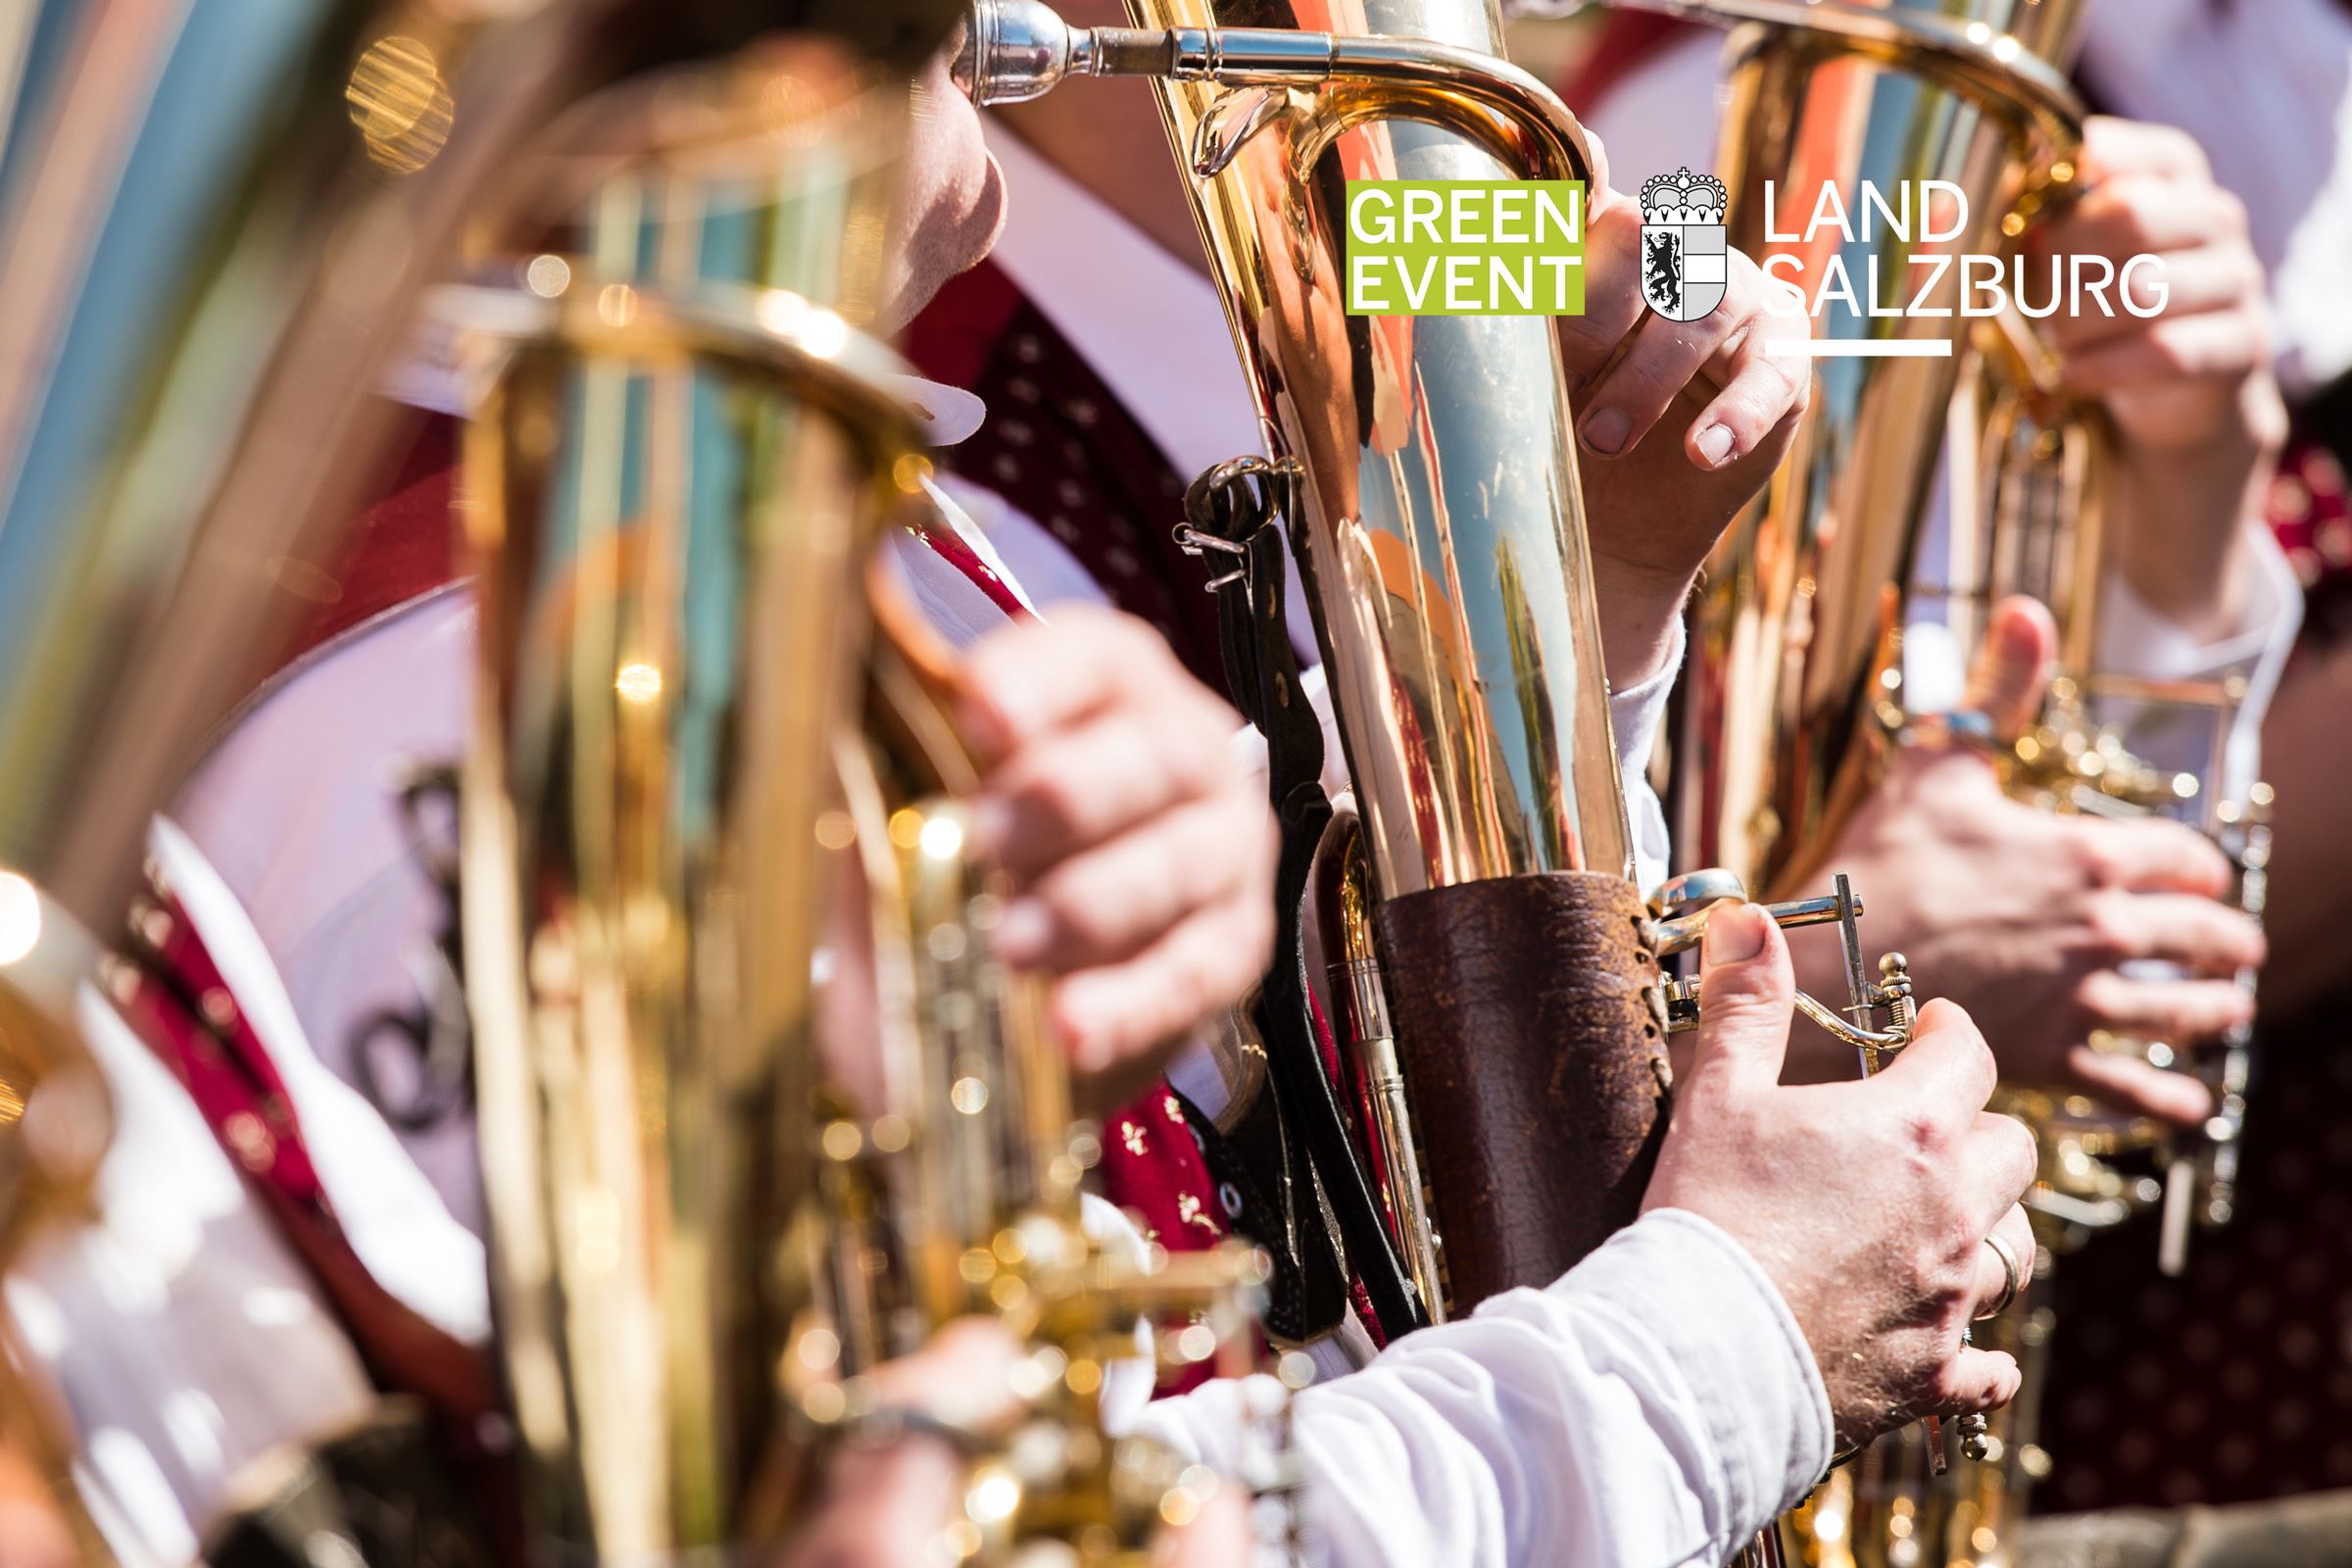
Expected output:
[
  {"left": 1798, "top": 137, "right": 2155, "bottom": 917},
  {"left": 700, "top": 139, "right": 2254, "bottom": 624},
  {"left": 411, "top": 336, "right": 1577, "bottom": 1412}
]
[
  {"left": 1127, "top": 1210, "right": 1831, "bottom": 1568},
  {"left": 2105, "top": 381, "right": 2283, "bottom": 644},
  {"left": 1592, "top": 557, "right": 1701, "bottom": 697}
]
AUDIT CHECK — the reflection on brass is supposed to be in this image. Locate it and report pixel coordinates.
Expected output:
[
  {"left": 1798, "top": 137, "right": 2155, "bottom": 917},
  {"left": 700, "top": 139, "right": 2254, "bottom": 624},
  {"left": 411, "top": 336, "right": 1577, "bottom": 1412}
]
[
  {"left": 1319, "top": 813, "right": 1446, "bottom": 1324},
  {"left": 1645, "top": 0, "right": 2097, "bottom": 899},
  {"left": 446, "top": 58, "right": 926, "bottom": 1554},
  {"left": 0, "top": 3, "right": 961, "bottom": 1560},
  {"left": 346, "top": 35, "right": 456, "bottom": 174},
  {"left": 450, "top": 41, "right": 1275, "bottom": 1557},
  {"left": 1576, "top": 3, "right": 2123, "bottom": 1563},
  {"left": 960, "top": 0, "right": 1630, "bottom": 890},
  {"left": 453, "top": 263, "right": 912, "bottom": 1555},
  {"left": 1128, "top": 0, "right": 1631, "bottom": 894},
  {"left": 961, "top": 0, "right": 1642, "bottom": 1352}
]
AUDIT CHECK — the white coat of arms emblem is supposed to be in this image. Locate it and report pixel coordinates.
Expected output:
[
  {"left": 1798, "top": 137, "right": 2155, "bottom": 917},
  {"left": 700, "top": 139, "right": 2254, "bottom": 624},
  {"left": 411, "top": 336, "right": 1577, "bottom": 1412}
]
[{"left": 1639, "top": 168, "right": 1731, "bottom": 322}]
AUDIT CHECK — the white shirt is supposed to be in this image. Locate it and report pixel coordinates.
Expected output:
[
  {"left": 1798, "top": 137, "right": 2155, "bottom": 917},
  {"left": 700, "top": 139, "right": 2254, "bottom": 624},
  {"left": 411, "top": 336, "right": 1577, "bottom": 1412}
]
[{"left": 1130, "top": 1210, "right": 1831, "bottom": 1568}]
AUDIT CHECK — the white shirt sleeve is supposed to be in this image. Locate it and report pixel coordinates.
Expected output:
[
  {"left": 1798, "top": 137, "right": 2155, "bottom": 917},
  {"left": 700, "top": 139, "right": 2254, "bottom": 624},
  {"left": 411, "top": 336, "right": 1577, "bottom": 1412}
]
[
  {"left": 2090, "top": 523, "right": 2303, "bottom": 807},
  {"left": 1611, "top": 613, "right": 1686, "bottom": 896},
  {"left": 1124, "top": 1208, "right": 1832, "bottom": 1568}
]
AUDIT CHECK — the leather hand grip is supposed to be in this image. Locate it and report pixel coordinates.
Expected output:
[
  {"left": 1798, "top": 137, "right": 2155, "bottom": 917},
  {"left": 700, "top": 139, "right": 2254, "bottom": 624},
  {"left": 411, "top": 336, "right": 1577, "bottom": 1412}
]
[{"left": 1374, "top": 871, "right": 1667, "bottom": 1311}]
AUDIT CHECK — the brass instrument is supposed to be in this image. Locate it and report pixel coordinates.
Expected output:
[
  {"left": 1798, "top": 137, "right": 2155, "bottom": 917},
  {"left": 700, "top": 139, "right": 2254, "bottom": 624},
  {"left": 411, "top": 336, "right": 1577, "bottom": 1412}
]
[
  {"left": 1590, "top": 0, "right": 2262, "bottom": 1261},
  {"left": 0, "top": 0, "right": 690, "bottom": 1552},
  {"left": 451, "top": 266, "right": 1265, "bottom": 1562},
  {"left": 1540, "top": 0, "right": 2256, "bottom": 1559},
  {"left": 439, "top": 31, "right": 1279, "bottom": 1566},
  {"left": 0, "top": 0, "right": 1281, "bottom": 1559},
  {"left": 960, "top": 0, "right": 1925, "bottom": 1335},
  {"left": 958, "top": 24, "right": 1955, "bottom": 1568}
]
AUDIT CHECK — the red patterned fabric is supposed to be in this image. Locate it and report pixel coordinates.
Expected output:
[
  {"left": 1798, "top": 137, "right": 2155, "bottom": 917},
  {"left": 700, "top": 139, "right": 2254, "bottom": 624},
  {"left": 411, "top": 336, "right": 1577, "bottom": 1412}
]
[
  {"left": 2036, "top": 416, "right": 2352, "bottom": 1511},
  {"left": 111, "top": 867, "right": 523, "bottom": 1550},
  {"left": 110, "top": 873, "right": 498, "bottom": 1427},
  {"left": 2038, "top": 999, "right": 2352, "bottom": 1511},
  {"left": 2268, "top": 439, "right": 2352, "bottom": 640},
  {"left": 1098, "top": 1083, "right": 1241, "bottom": 1392},
  {"left": 906, "top": 259, "right": 1230, "bottom": 692}
]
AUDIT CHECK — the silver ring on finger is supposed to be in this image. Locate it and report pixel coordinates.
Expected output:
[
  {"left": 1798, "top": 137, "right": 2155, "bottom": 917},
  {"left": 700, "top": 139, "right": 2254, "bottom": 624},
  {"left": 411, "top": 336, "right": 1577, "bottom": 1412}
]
[{"left": 1975, "top": 1232, "right": 2025, "bottom": 1321}]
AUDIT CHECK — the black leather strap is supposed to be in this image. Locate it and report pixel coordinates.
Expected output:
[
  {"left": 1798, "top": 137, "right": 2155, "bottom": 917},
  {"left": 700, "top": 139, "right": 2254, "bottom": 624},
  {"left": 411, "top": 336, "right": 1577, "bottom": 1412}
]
[
  {"left": 1172, "top": 1081, "right": 1344, "bottom": 1344},
  {"left": 1180, "top": 461, "right": 1424, "bottom": 1339}
]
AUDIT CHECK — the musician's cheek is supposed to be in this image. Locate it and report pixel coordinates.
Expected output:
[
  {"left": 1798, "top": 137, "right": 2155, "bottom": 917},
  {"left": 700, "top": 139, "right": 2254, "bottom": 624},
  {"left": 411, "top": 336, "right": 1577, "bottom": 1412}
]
[{"left": 877, "top": 53, "right": 1008, "bottom": 331}]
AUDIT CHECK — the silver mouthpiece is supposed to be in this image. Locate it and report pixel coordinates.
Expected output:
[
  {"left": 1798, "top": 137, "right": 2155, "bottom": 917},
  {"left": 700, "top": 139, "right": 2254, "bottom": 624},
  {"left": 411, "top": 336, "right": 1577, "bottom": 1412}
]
[{"left": 951, "top": 0, "right": 1094, "bottom": 106}]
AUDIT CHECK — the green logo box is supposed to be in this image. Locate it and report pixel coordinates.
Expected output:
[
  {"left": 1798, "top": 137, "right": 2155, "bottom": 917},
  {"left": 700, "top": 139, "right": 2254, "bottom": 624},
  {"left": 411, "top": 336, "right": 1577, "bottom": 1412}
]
[{"left": 1343, "top": 179, "right": 1587, "bottom": 317}]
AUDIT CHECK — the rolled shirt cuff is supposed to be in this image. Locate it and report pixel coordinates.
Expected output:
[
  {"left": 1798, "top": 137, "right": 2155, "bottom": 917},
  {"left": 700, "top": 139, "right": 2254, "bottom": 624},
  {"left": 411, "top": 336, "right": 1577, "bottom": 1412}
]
[{"left": 1552, "top": 1207, "right": 1836, "bottom": 1549}]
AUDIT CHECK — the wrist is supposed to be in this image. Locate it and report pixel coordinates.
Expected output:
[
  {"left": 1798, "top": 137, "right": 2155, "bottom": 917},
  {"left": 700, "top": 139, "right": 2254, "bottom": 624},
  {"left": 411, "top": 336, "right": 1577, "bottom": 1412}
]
[
  {"left": 1590, "top": 553, "right": 1701, "bottom": 692},
  {"left": 2107, "top": 433, "right": 2272, "bottom": 643}
]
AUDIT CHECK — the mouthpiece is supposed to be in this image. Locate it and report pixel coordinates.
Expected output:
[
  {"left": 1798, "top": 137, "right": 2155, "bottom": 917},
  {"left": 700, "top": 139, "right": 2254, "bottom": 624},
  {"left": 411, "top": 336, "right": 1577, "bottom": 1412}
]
[
  {"left": 952, "top": 1, "right": 1198, "bottom": 105},
  {"left": 951, "top": 0, "right": 1088, "bottom": 105}
]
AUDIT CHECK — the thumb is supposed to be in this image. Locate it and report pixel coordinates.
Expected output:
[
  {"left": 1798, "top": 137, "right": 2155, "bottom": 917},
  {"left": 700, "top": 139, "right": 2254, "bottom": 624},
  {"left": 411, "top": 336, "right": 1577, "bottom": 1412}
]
[
  {"left": 1685, "top": 901, "right": 1796, "bottom": 1100},
  {"left": 1958, "top": 595, "right": 2058, "bottom": 743}
]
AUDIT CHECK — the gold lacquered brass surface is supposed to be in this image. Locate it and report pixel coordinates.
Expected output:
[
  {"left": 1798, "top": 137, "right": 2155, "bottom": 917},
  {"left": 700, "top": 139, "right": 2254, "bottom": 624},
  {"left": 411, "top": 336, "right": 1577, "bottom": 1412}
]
[
  {"left": 1636, "top": 9, "right": 2091, "bottom": 1563},
  {"left": 1129, "top": 0, "right": 1633, "bottom": 894},
  {"left": 451, "top": 55, "right": 921, "bottom": 1552},
  {"left": 0, "top": 4, "right": 622, "bottom": 1556},
  {"left": 1671, "top": 0, "right": 2089, "bottom": 898},
  {"left": 456, "top": 49, "right": 1265, "bottom": 1559}
]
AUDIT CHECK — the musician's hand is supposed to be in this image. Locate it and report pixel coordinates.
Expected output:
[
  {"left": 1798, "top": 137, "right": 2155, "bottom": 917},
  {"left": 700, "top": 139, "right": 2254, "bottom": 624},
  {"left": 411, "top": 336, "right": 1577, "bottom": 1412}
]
[
  {"left": 1643, "top": 901, "right": 2039, "bottom": 1447},
  {"left": 2039, "top": 118, "right": 2279, "bottom": 456},
  {"left": 957, "top": 606, "right": 1278, "bottom": 1103},
  {"left": 1559, "top": 150, "right": 1814, "bottom": 690},
  {"left": 2034, "top": 116, "right": 2286, "bottom": 638},
  {"left": 1786, "top": 598, "right": 2260, "bottom": 1126}
]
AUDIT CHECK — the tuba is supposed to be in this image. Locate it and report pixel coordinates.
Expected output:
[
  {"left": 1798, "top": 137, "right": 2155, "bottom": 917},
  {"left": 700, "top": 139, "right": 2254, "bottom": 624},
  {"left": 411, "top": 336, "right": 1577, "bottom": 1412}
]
[
  {"left": 951, "top": 43, "right": 1969, "bottom": 1568},
  {"left": 2, "top": 0, "right": 1277, "bottom": 1561},
  {"left": 956, "top": 0, "right": 1920, "bottom": 1346},
  {"left": 445, "top": 62, "right": 1280, "bottom": 1542},
  {"left": 1560, "top": 0, "right": 2261, "bottom": 1560},
  {"left": 1599, "top": 0, "right": 2265, "bottom": 1271},
  {"left": 0, "top": 0, "right": 728, "bottom": 1551}
]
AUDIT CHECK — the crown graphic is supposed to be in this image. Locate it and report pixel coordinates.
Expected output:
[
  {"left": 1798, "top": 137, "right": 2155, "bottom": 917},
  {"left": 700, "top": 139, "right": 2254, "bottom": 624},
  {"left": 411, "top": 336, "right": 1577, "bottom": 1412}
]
[{"left": 1641, "top": 167, "right": 1729, "bottom": 226}]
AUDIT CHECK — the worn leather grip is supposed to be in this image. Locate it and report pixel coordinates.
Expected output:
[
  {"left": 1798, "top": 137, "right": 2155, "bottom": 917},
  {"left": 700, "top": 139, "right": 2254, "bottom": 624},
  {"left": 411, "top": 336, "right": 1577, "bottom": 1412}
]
[{"left": 1375, "top": 871, "right": 1667, "bottom": 1311}]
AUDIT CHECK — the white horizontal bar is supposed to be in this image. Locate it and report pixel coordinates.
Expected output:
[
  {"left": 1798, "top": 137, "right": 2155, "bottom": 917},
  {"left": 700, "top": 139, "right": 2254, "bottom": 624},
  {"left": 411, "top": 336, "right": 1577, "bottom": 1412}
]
[{"left": 1764, "top": 338, "right": 1956, "bottom": 358}]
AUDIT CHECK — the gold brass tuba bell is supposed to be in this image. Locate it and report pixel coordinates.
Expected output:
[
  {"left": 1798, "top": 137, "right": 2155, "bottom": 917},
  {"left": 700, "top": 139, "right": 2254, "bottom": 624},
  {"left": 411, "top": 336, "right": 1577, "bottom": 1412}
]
[{"left": 0, "top": 0, "right": 775, "bottom": 1553}]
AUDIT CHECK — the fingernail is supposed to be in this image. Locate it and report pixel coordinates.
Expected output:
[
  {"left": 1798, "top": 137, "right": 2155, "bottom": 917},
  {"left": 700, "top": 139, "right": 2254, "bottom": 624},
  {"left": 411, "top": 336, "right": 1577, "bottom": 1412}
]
[
  {"left": 1580, "top": 406, "right": 1632, "bottom": 456},
  {"left": 1703, "top": 900, "right": 1768, "bottom": 964},
  {"left": 1694, "top": 422, "right": 1736, "bottom": 469},
  {"left": 993, "top": 897, "right": 1052, "bottom": 963}
]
